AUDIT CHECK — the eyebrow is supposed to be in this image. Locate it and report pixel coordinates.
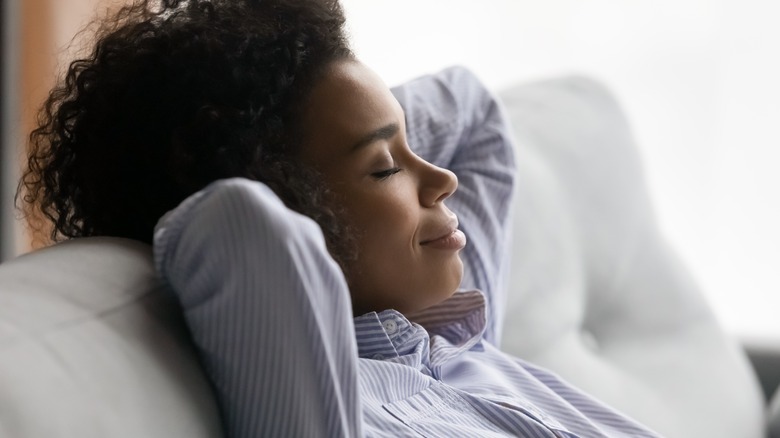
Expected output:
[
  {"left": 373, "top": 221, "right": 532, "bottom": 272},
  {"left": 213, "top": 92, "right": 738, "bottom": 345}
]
[{"left": 349, "top": 123, "right": 400, "bottom": 153}]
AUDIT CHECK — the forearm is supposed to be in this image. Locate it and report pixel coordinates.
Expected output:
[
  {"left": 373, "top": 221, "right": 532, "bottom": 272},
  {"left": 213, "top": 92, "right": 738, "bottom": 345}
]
[{"left": 154, "top": 178, "right": 362, "bottom": 438}]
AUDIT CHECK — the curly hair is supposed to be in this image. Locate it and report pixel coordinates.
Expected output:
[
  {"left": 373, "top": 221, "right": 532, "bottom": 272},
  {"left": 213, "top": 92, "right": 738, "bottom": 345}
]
[{"left": 18, "top": 0, "right": 356, "bottom": 266}]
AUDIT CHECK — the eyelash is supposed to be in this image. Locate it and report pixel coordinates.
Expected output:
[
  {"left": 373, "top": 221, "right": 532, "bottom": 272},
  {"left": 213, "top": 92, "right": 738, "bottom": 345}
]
[{"left": 371, "top": 167, "right": 402, "bottom": 180}]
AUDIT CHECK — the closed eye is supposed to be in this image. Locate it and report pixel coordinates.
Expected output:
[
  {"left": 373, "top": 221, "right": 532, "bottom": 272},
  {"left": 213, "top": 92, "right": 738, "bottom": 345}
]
[{"left": 371, "top": 167, "right": 402, "bottom": 180}]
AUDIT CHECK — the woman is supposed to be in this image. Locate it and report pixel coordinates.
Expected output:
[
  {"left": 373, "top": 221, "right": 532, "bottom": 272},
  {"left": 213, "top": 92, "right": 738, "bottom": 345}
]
[{"left": 19, "top": 0, "right": 660, "bottom": 436}]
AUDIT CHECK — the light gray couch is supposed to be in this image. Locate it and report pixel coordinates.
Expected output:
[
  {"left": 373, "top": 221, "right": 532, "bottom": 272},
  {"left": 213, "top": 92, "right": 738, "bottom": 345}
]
[
  {"left": 0, "top": 237, "right": 221, "bottom": 437},
  {"left": 1, "top": 76, "right": 777, "bottom": 437}
]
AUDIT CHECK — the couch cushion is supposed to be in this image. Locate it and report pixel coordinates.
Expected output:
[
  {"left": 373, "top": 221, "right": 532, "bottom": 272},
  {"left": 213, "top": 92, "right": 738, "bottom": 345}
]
[
  {"left": 498, "top": 76, "right": 765, "bottom": 438},
  {"left": 0, "top": 237, "right": 222, "bottom": 438}
]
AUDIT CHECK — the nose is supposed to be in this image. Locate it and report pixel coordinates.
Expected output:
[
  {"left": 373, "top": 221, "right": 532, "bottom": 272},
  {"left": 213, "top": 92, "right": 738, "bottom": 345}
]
[{"left": 418, "top": 158, "right": 458, "bottom": 207}]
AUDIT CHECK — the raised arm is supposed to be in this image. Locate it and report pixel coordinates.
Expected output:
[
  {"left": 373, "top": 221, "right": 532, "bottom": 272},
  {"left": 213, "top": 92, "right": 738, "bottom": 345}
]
[
  {"left": 391, "top": 67, "right": 517, "bottom": 345},
  {"left": 154, "top": 178, "right": 362, "bottom": 438}
]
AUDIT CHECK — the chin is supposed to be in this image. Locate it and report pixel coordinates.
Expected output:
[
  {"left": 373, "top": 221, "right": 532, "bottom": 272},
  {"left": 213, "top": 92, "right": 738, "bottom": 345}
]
[{"left": 448, "top": 257, "right": 465, "bottom": 292}]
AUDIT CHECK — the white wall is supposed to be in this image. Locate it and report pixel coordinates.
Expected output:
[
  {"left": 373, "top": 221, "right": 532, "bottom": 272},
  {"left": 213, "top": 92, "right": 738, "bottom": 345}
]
[{"left": 341, "top": 0, "right": 780, "bottom": 343}]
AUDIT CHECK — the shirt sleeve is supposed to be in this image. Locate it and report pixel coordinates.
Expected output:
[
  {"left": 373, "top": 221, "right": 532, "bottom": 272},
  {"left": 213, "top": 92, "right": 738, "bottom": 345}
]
[
  {"left": 153, "top": 178, "right": 362, "bottom": 438},
  {"left": 391, "top": 67, "right": 517, "bottom": 345}
]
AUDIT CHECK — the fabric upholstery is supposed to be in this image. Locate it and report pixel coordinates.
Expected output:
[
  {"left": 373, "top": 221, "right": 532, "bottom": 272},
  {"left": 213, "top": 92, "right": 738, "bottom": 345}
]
[
  {"left": 498, "top": 76, "right": 765, "bottom": 438},
  {"left": 0, "top": 238, "right": 222, "bottom": 438}
]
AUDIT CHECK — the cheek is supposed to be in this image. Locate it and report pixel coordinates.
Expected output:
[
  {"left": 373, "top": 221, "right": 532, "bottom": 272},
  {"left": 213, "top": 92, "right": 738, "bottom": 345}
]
[
  {"left": 341, "top": 185, "right": 420, "bottom": 264},
  {"left": 352, "top": 197, "right": 418, "bottom": 256}
]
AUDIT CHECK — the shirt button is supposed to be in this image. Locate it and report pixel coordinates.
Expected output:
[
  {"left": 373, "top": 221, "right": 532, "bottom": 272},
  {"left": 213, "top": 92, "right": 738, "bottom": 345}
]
[
  {"left": 382, "top": 319, "right": 398, "bottom": 334},
  {"left": 372, "top": 353, "right": 385, "bottom": 360}
]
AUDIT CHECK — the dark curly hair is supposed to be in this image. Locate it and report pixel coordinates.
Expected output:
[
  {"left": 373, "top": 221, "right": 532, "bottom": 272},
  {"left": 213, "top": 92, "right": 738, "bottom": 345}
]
[{"left": 17, "top": 0, "right": 355, "bottom": 265}]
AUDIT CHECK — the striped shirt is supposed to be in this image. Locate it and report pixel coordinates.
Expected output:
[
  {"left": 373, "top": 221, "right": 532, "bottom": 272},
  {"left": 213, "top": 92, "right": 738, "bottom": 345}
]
[{"left": 154, "top": 67, "right": 660, "bottom": 437}]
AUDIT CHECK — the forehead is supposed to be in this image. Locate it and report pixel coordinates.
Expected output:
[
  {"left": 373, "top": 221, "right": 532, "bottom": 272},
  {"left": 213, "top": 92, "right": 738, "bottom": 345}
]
[{"left": 298, "top": 60, "right": 403, "bottom": 164}]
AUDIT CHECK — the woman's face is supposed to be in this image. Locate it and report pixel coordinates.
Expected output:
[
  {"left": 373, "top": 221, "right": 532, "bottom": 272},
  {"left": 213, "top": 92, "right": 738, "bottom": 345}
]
[{"left": 298, "top": 60, "right": 465, "bottom": 315}]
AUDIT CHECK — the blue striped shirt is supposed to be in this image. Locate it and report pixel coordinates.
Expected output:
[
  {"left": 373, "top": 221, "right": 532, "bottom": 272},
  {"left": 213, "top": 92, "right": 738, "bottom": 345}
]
[{"left": 154, "top": 67, "right": 660, "bottom": 437}]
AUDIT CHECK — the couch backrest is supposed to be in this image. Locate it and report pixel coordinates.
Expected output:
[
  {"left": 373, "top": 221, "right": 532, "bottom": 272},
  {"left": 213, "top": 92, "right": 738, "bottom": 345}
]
[
  {"left": 0, "top": 237, "right": 222, "bottom": 438},
  {"left": 498, "top": 76, "right": 765, "bottom": 438}
]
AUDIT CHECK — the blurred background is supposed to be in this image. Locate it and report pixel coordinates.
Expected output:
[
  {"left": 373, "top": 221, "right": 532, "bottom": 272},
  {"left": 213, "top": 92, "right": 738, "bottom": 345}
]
[{"left": 2, "top": 0, "right": 778, "bottom": 344}]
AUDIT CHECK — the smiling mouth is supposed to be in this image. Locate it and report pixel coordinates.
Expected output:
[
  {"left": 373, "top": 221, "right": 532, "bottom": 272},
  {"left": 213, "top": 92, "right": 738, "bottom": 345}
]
[{"left": 420, "top": 229, "right": 467, "bottom": 250}]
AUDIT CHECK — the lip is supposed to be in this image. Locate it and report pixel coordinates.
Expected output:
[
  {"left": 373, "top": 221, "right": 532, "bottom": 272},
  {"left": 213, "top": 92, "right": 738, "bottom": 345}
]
[{"left": 420, "top": 217, "right": 467, "bottom": 251}]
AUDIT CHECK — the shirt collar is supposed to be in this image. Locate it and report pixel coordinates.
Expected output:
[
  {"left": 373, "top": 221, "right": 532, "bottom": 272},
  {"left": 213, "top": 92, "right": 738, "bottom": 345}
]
[
  {"left": 406, "top": 289, "right": 487, "bottom": 342},
  {"left": 352, "top": 290, "right": 487, "bottom": 362}
]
